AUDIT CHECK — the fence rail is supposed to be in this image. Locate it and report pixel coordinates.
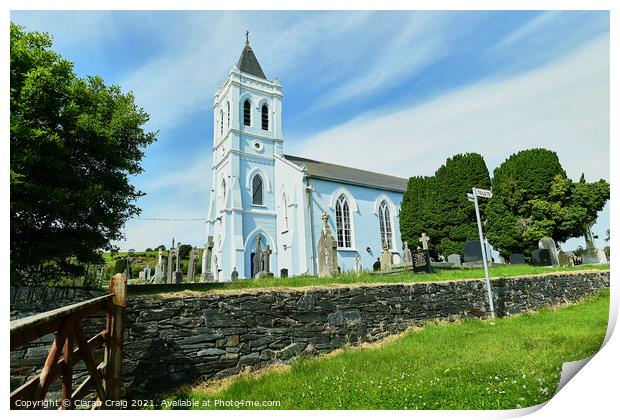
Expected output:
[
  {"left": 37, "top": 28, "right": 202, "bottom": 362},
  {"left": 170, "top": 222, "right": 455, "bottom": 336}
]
[{"left": 10, "top": 274, "right": 127, "bottom": 410}]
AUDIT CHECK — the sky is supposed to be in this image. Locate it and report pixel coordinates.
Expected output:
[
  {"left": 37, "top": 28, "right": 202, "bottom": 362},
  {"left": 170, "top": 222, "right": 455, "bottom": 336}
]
[{"left": 10, "top": 10, "right": 610, "bottom": 252}]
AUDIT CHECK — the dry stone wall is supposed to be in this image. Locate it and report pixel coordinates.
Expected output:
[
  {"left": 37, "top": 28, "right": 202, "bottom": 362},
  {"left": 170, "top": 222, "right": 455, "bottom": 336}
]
[
  {"left": 9, "top": 272, "right": 609, "bottom": 399},
  {"left": 122, "top": 271, "right": 609, "bottom": 397}
]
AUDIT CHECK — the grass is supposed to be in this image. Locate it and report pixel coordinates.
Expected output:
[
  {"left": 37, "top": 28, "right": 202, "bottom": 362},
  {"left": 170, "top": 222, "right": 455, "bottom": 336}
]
[
  {"left": 161, "top": 289, "right": 609, "bottom": 410},
  {"left": 130, "top": 264, "right": 609, "bottom": 295}
]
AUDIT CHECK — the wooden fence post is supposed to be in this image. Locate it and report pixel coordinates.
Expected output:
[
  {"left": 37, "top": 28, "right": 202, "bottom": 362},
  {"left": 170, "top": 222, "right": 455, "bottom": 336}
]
[{"left": 107, "top": 273, "right": 127, "bottom": 404}]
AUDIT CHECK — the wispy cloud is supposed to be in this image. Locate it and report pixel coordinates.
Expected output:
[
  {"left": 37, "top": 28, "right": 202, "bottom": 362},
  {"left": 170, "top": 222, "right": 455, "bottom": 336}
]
[
  {"left": 290, "top": 35, "right": 610, "bottom": 182},
  {"left": 319, "top": 13, "right": 455, "bottom": 107},
  {"left": 496, "top": 11, "right": 564, "bottom": 49}
]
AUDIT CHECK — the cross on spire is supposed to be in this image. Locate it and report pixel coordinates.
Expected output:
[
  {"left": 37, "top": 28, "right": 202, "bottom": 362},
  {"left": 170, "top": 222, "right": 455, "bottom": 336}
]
[{"left": 245, "top": 30, "right": 249, "bottom": 45}]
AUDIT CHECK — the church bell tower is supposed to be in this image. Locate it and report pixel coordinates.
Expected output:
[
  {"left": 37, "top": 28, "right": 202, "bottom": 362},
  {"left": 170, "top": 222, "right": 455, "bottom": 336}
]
[{"left": 204, "top": 33, "right": 284, "bottom": 280}]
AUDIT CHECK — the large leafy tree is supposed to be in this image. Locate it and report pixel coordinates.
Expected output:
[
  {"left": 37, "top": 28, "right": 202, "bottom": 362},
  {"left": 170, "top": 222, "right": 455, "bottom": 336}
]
[
  {"left": 433, "top": 153, "right": 491, "bottom": 256},
  {"left": 10, "top": 23, "right": 157, "bottom": 285},
  {"left": 485, "top": 149, "right": 609, "bottom": 259}
]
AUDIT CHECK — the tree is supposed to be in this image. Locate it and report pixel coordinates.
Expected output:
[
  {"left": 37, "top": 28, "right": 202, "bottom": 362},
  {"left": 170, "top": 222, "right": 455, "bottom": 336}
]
[
  {"left": 10, "top": 24, "right": 157, "bottom": 285},
  {"left": 399, "top": 175, "right": 439, "bottom": 255},
  {"left": 145, "top": 248, "right": 154, "bottom": 252},
  {"left": 178, "top": 244, "right": 193, "bottom": 260},
  {"left": 155, "top": 244, "right": 166, "bottom": 251},
  {"left": 433, "top": 153, "right": 491, "bottom": 256},
  {"left": 486, "top": 149, "right": 609, "bottom": 259},
  {"left": 399, "top": 153, "right": 491, "bottom": 258}
]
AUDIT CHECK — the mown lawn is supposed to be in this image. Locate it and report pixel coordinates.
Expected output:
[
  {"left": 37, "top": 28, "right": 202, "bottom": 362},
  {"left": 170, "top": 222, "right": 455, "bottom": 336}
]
[{"left": 161, "top": 289, "right": 609, "bottom": 410}]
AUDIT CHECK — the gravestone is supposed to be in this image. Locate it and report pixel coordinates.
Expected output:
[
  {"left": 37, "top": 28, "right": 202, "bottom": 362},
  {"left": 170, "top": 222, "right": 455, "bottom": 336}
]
[
  {"left": 403, "top": 241, "right": 413, "bottom": 265},
  {"left": 557, "top": 250, "right": 573, "bottom": 267},
  {"left": 538, "top": 237, "right": 559, "bottom": 266},
  {"left": 253, "top": 235, "right": 264, "bottom": 278},
  {"left": 379, "top": 241, "right": 393, "bottom": 271},
  {"left": 372, "top": 258, "right": 381, "bottom": 271},
  {"left": 354, "top": 255, "right": 362, "bottom": 275},
  {"left": 138, "top": 270, "right": 145, "bottom": 282},
  {"left": 317, "top": 213, "right": 338, "bottom": 278},
  {"left": 419, "top": 233, "right": 430, "bottom": 250},
  {"left": 201, "top": 236, "right": 214, "bottom": 282},
  {"left": 166, "top": 247, "right": 177, "bottom": 284},
  {"left": 144, "top": 264, "right": 151, "bottom": 281},
  {"left": 447, "top": 254, "right": 462, "bottom": 266},
  {"left": 582, "top": 248, "right": 608, "bottom": 265},
  {"left": 256, "top": 245, "right": 274, "bottom": 279},
  {"left": 531, "top": 249, "right": 552, "bottom": 266},
  {"left": 153, "top": 249, "right": 163, "bottom": 283},
  {"left": 509, "top": 253, "right": 525, "bottom": 264},
  {"left": 187, "top": 247, "right": 198, "bottom": 283},
  {"left": 280, "top": 268, "right": 288, "bottom": 278},
  {"left": 173, "top": 243, "right": 183, "bottom": 283},
  {"left": 464, "top": 241, "right": 484, "bottom": 263},
  {"left": 231, "top": 267, "right": 239, "bottom": 281},
  {"left": 412, "top": 249, "right": 432, "bottom": 274}
]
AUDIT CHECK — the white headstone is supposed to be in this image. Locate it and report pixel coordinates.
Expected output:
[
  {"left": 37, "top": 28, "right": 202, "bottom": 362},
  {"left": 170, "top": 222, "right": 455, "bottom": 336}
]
[
  {"left": 354, "top": 255, "right": 362, "bottom": 276},
  {"left": 538, "top": 237, "right": 559, "bottom": 266},
  {"left": 447, "top": 254, "right": 462, "bottom": 266}
]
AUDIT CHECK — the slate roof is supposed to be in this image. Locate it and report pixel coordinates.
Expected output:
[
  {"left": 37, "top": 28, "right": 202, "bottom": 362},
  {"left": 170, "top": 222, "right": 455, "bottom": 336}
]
[
  {"left": 236, "top": 43, "right": 267, "bottom": 79},
  {"left": 283, "top": 155, "right": 408, "bottom": 193}
]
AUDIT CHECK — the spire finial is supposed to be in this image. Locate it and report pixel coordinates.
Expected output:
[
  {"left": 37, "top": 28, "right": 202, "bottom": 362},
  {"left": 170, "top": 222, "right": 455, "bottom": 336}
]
[{"left": 245, "top": 30, "right": 249, "bottom": 45}]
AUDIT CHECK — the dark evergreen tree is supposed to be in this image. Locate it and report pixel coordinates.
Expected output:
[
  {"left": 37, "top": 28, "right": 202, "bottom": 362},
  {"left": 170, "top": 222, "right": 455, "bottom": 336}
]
[
  {"left": 433, "top": 153, "right": 491, "bottom": 256},
  {"left": 399, "top": 175, "right": 438, "bottom": 255}
]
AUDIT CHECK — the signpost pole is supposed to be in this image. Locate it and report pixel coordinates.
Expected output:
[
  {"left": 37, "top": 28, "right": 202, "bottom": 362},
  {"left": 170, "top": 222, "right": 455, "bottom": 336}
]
[{"left": 472, "top": 188, "right": 496, "bottom": 320}]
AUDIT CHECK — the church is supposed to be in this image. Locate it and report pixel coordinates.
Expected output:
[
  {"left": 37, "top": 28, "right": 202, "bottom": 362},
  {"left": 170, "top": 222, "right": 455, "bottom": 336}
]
[{"left": 202, "top": 37, "right": 408, "bottom": 280}]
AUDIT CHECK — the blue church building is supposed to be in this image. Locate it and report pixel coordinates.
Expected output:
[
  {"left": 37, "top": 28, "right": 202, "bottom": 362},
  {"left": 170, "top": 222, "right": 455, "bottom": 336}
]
[{"left": 203, "top": 38, "right": 408, "bottom": 280}]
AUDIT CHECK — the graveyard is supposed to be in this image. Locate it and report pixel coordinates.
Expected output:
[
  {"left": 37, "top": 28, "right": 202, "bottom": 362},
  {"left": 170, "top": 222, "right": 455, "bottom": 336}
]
[
  {"left": 161, "top": 289, "right": 609, "bottom": 410},
  {"left": 126, "top": 263, "right": 609, "bottom": 295}
]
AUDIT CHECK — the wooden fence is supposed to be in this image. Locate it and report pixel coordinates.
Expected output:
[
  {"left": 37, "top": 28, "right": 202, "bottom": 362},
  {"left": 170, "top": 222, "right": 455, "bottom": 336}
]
[{"left": 10, "top": 274, "right": 127, "bottom": 410}]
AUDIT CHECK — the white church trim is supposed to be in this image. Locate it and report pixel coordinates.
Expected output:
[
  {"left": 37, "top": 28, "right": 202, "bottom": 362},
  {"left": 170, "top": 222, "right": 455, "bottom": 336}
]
[
  {"left": 245, "top": 167, "right": 272, "bottom": 193},
  {"left": 328, "top": 187, "right": 359, "bottom": 213},
  {"left": 373, "top": 193, "right": 398, "bottom": 216}
]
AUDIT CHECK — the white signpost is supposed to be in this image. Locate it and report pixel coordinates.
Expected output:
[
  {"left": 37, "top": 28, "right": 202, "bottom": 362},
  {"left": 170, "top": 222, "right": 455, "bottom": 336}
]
[{"left": 469, "top": 187, "right": 496, "bottom": 320}]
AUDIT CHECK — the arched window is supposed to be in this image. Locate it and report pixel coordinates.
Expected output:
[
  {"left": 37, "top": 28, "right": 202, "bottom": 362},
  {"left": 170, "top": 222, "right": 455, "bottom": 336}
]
[
  {"left": 243, "top": 99, "right": 251, "bottom": 126},
  {"left": 335, "top": 194, "right": 352, "bottom": 248},
  {"left": 378, "top": 200, "right": 393, "bottom": 249},
  {"left": 261, "top": 104, "right": 269, "bottom": 130},
  {"left": 220, "top": 179, "right": 226, "bottom": 209},
  {"left": 226, "top": 101, "right": 230, "bottom": 127},
  {"left": 220, "top": 109, "right": 224, "bottom": 136},
  {"left": 252, "top": 174, "right": 263, "bottom": 205}
]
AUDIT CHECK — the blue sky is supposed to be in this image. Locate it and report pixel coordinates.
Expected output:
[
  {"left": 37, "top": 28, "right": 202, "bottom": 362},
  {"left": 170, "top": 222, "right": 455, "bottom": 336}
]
[{"left": 10, "top": 10, "right": 610, "bottom": 252}]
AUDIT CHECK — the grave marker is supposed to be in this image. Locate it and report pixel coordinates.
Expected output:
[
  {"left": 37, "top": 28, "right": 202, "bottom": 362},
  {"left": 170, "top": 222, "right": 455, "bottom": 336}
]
[
  {"left": 317, "top": 213, "right": 338, "bottom": 278},
  {"left": 412, "top": 250, "right": 432, "bottom": 274}
]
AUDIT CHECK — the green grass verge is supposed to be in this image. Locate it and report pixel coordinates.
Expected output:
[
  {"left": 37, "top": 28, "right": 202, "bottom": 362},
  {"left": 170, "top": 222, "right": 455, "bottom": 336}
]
[
  {"left": 161, "top": 289, "right": 609, "bottom": 410},
  {"left": 130, "top": 264, "right": 609, "bottom": 295}
]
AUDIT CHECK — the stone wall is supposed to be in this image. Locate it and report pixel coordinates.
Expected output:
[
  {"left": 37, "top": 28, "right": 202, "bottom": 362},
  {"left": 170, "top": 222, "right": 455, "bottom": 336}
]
[
  {"left": 9, "top": 272, "right": 609, "bottom": 399},
  {"left": 122, "top": 271, "right": 609, "bottom": 397}
]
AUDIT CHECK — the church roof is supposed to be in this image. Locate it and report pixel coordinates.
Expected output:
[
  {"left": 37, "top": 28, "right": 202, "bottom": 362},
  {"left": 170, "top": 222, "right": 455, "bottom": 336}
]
[
  {"left": 283, "top": 155, "right": 408, "bottom": 193},
  {"left": 236, "top": 40, "right": 267, "bottom": 79}
]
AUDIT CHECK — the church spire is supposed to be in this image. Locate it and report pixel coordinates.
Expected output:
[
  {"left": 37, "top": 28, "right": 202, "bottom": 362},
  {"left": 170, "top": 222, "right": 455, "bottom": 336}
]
[{"left": 236, "top": 31, "right": 267, "bottom": 79}]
